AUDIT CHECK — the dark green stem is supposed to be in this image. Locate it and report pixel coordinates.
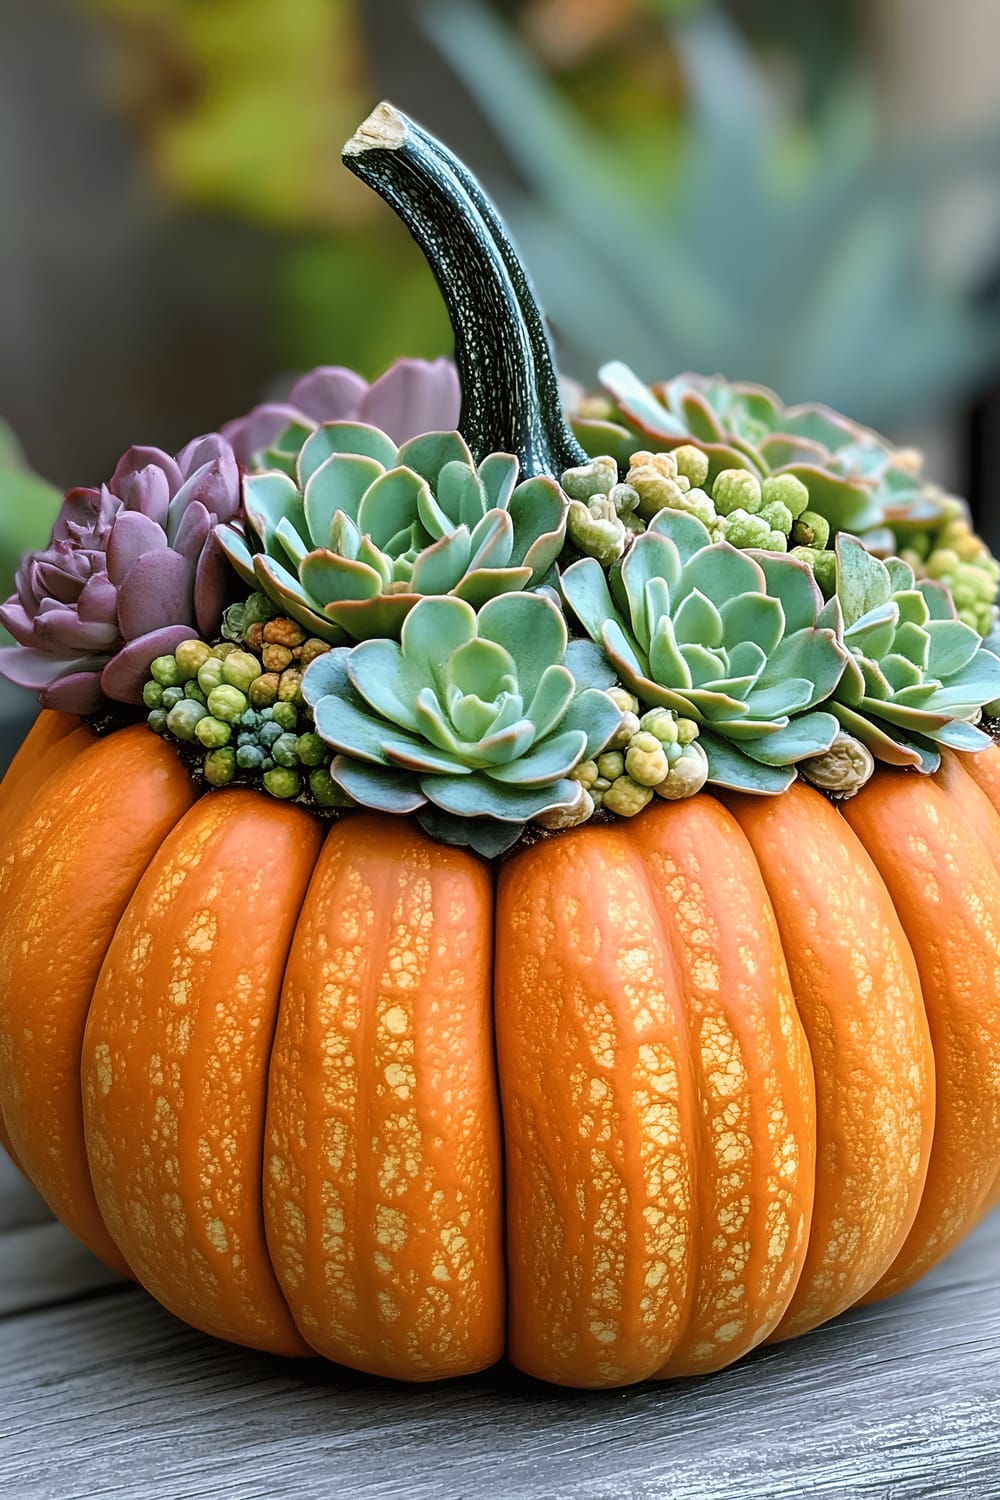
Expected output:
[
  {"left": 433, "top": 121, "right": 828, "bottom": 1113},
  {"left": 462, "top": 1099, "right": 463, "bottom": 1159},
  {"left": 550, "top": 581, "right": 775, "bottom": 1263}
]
[{"left": 342, "top": 103, "right": 585, "bottom": 479}]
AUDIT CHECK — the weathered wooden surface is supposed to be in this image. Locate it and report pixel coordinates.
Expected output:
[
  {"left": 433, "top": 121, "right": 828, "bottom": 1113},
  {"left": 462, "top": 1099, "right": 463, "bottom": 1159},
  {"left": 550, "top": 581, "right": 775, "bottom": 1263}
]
[{"left": 2, "top": 1139, "right": 998, "bottom": 1500}]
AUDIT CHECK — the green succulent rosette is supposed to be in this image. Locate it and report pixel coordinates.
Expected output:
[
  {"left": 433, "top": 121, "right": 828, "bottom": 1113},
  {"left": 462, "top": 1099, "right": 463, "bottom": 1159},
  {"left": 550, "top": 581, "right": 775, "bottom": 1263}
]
[
  {"left": 219, "top": 423, "right": 568, "bottom": 643},
  {"left": 561, "top": 509, "right": 847, "bottom": 794},
  {"left": 823, "top": 534, "right": 1000, "bottom": 772},
  {"left": 576, "top": 363, "right": 952, "bottom": 544},
  {"left": 302, "top": 591, "right": 624, "bottom": 856}
]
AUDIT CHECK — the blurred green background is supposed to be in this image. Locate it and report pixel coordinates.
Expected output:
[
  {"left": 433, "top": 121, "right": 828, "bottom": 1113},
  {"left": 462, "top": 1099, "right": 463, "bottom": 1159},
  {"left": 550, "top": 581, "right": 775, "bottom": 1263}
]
[{"left": 4, "top": 0, "right": 1000, "bottom": 615}]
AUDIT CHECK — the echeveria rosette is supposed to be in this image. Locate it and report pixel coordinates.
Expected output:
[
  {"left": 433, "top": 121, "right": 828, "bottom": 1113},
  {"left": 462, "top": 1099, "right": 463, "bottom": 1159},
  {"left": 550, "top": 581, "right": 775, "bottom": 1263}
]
[
  {"left": 561, "top": 509, "right": 848, "bottom": 794},
  {"left": 219, "top": 424, "right": 568, "bottom": 643},
  {"left": 302, "top": 592, "right": 624, "bottom": 857},
  {"left": 578, "top": 363, "right": 950, "bottom": 544},
  {"left": 222, "top": 358, "right": 460, "bottom": 472},
  {"left": 824, "top": 534, "right": 1000, "bottom": 773},
  {"left": 0, "top": 435, "right": 240, "bottom": 712}
]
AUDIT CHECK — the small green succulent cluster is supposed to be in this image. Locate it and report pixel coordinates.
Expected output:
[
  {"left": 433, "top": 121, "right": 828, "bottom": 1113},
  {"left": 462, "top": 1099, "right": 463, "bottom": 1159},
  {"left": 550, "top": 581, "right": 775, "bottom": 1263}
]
[
  {"left": 891, "top": 500, "right": 1000, "bottom": 637},
  {"left": 219, "top": 422, "right": 568, "bottom": 643},
  {"left": 302, "top": 591, "right": 627, "bottom": 856},
  {"left": 562, "top": 446, "right": 835, "bottom": 571},
  {"left": 570, "top": 692, "right": 708, "bottom": 818},
  {"left": 141, "top": 619, "right": 350, "bottom": 808}
]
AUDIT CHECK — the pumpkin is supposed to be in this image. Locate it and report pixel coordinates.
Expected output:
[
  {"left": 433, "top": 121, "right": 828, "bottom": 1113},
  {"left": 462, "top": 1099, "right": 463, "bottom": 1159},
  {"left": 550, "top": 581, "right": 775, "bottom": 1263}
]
[
  {"left": 1, "top": 103, "right": 1000, "bottom": 1391},
  {"left": 1, "top": 710, "right": 999, "bottom": 1386}
]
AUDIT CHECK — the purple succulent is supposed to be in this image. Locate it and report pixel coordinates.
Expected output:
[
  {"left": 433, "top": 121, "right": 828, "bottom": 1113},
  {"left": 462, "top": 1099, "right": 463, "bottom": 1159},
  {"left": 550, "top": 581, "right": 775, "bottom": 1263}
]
[
  {"left": 221, "top": 357, "right": 461, "bottom": 466},
  {"left": 0, "top": 434, "right": 241, "bottom": 713}
]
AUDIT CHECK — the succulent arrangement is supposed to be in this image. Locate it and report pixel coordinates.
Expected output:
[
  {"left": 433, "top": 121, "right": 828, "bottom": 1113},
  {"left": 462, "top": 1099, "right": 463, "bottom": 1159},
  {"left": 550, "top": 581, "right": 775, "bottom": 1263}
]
[{"left": 3, "top": 103, "right": 1000, "bottom": 856}]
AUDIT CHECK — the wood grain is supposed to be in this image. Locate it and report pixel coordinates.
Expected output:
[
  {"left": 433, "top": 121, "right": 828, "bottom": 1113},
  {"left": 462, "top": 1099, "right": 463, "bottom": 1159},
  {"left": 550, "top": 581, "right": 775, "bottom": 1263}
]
[{"left": 2, "top": 1206, "right": 997, "bottom": 1499}]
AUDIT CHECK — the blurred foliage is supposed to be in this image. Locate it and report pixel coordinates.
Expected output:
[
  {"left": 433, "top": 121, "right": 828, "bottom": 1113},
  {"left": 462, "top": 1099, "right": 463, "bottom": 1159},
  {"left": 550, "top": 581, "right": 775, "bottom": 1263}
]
[
  {"left": 80, "top": 0, "right": 374, "bottom": 227},
  {"left": 276, "top": 237, "right": 452, "bottom": 377},
  {"left": 77, "top": 0, "right": 453, "bottom": 379},
  {"left": 49, "top": 0, "right": 1000, "bottom": 431},
  {"left": 425, "top": 0, "right": 1000, "bottom": 427},
  {"left": 0, "top": 422, "right": 62, "bottom": 613}
]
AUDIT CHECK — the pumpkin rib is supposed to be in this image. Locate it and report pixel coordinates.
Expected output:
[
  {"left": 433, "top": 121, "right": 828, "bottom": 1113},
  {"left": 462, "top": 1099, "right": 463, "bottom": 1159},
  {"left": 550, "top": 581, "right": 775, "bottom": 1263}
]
[
  {"left": 0, "top": 708, "right": 78, "bottom": 840},
  {"left": 936, "top": 749, "right": 1000, "bottom": 885},
  {"left": 0, "top": 717, "right": 92, "bottom": 1177},
  {"left": 724, "top": 783, "right": 935, "bottom": 1339},
  {"left": 496, "top": 822, "right": 701, "bottom": 1389},
  {"left": 264, "top": 814, "right": 504, "bottom": 1381},
  {"left": 842, "top": 769, "right": 1000, "bottom": 1300},
  {"left": 81, "top": 791, "right": 323, "bottom": 1355},
  {"left": 626, "top": 798, "right": 817, "bottom": 1376},
  {"left": 934, "top": 749, "right": 1000, "bottom": 1215},
  {"left": 957, "top": 737, "right": 1000, "bottom": 816},
  {"left": 0, "top": 726, "right": 196, "bottom": 1272},
  {"left": 0, "top": 720, "right": 92, "bottom": 857}
]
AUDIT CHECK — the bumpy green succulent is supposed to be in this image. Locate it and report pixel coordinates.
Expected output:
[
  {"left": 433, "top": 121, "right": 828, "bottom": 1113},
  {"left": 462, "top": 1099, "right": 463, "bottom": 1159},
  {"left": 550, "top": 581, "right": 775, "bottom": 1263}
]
[
  {"left": 575, "top": 364, "right": 949, "bottom": 543},
  {"left": 890, "top": 502, "right": 1000, "bottom": 638},
  {"left": 571, "top": 701, "right": 708, "bottom": 816},
  {"left": 561, "top": 509, "right": 847, "bottom": 793},
  {"left": 219, "top": 423, "right": 568, "bottom": 643},
  {"left": 561, "top": 455, "right": 642, "bottom": 566},
  {"left": 302, "top": 592, "right": 624, "bottom": 856},
  {"left": 561, "top": 445, "right": 834, "bottom": 572},
  {"left": 142, "top": 630, "right": 350, "bottom": 808},
  {"left": 825, "top": 535, "right": 1000, "bottom": 772}
]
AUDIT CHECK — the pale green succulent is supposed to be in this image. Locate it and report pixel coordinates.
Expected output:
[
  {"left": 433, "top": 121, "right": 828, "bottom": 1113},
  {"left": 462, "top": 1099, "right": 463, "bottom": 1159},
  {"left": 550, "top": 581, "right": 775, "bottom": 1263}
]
[
  {"left": 302, "top": 591, "right": 624, "bottom": 856},
  {"left": 219, "top": 423, "right": 568, "bottom": 643},
  {"left": 561, "top": 508, "right": 847, "bottom": 793},
  {"left": 824, "top": 535, "right": 1000, "bottom": 772}
]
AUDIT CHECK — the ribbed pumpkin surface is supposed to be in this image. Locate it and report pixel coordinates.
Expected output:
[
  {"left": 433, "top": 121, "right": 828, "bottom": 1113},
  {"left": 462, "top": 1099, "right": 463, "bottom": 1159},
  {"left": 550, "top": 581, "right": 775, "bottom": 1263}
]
[{"left": 1, "top": 710, "right": 999, "bottom": 1388}]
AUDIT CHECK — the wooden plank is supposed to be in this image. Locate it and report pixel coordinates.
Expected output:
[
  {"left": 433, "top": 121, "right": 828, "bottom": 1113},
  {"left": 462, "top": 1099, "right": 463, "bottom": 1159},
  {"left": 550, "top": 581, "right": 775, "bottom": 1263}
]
[{"left": 1, "top": 1209, "right": 997, "bottom": 1499}]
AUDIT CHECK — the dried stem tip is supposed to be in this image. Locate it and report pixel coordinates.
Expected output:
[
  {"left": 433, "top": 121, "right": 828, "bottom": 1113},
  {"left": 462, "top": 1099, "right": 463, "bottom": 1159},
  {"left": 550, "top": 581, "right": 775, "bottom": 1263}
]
[{"left": 343, "top": 102, "right": 409, "bottom": 156}]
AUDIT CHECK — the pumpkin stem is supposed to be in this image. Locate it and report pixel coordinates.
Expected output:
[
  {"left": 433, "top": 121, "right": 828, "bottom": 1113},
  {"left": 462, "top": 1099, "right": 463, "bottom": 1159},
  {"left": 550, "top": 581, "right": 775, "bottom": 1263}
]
[{"left": 343, "top": 102, "right": 586, "bottom": 479}]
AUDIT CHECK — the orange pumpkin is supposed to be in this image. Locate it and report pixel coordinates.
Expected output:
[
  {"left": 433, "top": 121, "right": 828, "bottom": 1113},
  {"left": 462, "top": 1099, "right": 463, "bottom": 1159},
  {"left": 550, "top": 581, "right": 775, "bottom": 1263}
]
[{"left": 2, "top": 709, "right": 999, "bottom": 1388}]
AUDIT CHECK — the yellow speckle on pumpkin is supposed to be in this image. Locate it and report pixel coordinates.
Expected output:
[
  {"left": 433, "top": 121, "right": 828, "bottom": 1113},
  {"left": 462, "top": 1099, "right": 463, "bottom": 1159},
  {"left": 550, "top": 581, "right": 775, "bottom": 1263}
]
[
  {"left": 375, "top": 1203, "right": 408, "bottom": 1251},
  {"left": 205, "top": 1217, "right": 229, "bottom": 1255},
  {"left": 93, "top": 1042, "right": 113, "bottom": 1096}
]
